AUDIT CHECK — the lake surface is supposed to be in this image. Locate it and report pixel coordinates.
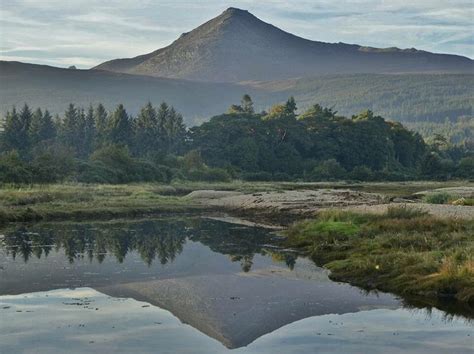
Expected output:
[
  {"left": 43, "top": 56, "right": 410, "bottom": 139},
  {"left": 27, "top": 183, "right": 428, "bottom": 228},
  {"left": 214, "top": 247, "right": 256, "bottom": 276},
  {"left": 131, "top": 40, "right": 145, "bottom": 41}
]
[{"left": 0, "top": 217, "right": 472, "bottom": 353}]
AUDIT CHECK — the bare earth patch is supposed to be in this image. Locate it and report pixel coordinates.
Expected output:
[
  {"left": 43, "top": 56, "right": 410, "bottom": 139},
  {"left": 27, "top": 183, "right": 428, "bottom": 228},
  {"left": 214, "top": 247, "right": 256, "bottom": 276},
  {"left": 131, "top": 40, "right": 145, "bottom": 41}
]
[{"left": 187, "top": 188, "right": 474, "bottom": 220}]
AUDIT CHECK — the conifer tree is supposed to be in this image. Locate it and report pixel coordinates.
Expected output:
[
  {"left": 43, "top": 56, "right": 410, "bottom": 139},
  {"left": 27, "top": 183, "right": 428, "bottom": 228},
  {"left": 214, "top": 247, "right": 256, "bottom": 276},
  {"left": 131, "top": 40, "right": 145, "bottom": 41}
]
[
  {"left": 1, "top": 108, "right": 23, "bottom": 151},
  {"left": 108, "top": 104, "right": 132, "bottom": 147},
  {"left": 135, "top": 102, "right": 159, "bottom": 156},
  {"left": 29, "top": 108, "right": 43, "bottom": 146},
  {"left": 94, "top": 103, "right": 108, "bottom": 148}
]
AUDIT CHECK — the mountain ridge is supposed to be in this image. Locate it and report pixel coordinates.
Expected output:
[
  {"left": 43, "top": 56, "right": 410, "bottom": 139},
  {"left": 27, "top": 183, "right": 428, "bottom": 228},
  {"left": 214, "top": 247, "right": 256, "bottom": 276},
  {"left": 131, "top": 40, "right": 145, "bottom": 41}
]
[{"left": 93, "top": 7, "right": 473, "bottom": 82}]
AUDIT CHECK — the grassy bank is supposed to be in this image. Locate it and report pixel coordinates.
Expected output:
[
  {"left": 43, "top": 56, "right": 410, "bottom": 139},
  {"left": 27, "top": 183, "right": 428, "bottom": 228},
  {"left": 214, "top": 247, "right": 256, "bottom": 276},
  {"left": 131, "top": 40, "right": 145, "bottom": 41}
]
[
  {"left": 285, "top": 207, "right": 474, "bottom": 306},
  {"left": 0, "top": 181, "right": 471, "bottom": 225},
  {"left": 0, "top": 184, "right": 210, "bottom": 224}
]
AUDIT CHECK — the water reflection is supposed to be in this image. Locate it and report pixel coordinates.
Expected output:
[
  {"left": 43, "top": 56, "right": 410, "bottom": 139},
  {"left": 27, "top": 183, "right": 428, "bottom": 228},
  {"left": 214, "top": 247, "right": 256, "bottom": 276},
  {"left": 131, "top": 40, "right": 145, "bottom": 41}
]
[
  {"left": 0, "top": 217, "right": 471, "bottom": 350},
  {"left": 0, "top": 218, "right": 294, "bottom": 271}
]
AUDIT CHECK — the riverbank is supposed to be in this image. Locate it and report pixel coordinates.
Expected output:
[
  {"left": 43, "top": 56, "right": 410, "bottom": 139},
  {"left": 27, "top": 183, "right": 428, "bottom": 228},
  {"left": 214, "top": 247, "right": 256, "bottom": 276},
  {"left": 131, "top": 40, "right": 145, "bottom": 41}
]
[
  {"left": 1, "top": 181, "right": 473, "bottom": 311},
  {"left": 285, "top": 207, "right": 474, "bottom": 308},
  {"left": 0, "top": 184, "right": 208, "bottom": 224},
  {"left": 1, "top": 181, "right": 472, "bottom": 225}
]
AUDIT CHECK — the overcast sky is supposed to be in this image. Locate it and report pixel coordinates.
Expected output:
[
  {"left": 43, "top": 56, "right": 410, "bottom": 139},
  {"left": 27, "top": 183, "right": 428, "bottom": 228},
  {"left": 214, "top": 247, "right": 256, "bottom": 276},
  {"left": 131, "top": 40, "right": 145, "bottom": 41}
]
[{"left": 1, "top": 0, "right": 472, "bottom": 68}]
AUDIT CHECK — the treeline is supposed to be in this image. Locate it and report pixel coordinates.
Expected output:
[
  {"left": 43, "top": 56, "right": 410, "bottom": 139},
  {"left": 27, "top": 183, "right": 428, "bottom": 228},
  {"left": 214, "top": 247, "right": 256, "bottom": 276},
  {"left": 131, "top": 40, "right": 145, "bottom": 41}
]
[{"left": 0, "top": 96, "right": 472, "bottom": 184}]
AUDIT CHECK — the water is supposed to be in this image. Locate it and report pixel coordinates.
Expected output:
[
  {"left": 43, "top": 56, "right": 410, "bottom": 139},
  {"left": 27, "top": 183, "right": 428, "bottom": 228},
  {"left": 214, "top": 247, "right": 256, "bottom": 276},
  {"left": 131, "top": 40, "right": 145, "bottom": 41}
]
[{"left": 0, "top": 217, "right": 472, "bottom": 353}]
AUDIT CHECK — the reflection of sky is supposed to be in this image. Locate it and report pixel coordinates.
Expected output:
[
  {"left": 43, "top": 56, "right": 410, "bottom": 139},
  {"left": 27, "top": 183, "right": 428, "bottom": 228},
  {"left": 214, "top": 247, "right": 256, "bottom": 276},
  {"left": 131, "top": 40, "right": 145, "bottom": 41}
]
[
  {"left": 0, "top": 1, "right": 472, "bottom": 68},
  {"left": 1, "top": 288, "right": 472, "bottom": 354}
]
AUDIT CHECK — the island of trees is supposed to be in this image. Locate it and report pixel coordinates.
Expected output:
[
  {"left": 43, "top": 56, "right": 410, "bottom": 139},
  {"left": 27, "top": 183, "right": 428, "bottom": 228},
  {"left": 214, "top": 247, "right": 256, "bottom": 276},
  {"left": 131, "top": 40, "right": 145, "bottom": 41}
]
[{"left": 1, "top": 95, "right": 472, "bottom": 184}]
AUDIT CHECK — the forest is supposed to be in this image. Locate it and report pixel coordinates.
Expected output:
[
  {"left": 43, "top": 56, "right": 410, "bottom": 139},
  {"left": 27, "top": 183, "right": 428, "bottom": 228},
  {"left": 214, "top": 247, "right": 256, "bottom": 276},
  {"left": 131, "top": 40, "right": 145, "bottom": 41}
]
[{"left": 0, "top": 95, "right": 472, "bottom": 184}]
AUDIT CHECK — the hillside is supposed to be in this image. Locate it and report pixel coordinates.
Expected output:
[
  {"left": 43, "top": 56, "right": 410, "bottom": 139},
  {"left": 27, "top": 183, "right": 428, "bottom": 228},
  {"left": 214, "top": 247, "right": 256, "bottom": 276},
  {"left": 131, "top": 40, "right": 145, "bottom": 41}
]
[
  {"left": 1, "top": 61, "right": 472, "bottom": 125},
  {"left": 94, "top": 7, "right": 473, "bottom": 82},
  {"left": 0, "top": 61, "right": 251, "bottom": 124},
  {"left": 253, "top": 74, "right": 474, "bottom": 122}
]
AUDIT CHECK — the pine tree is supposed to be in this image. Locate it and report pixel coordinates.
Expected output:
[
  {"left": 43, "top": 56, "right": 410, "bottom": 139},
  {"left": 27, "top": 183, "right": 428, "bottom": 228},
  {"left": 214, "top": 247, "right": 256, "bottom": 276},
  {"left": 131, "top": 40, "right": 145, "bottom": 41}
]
[
  {"left": 108, "top": 104, "right": 132, "bottom": 147},
  {"left": 135, "top": 102, "right": 159, "bottom": 156},
  {"left": 18, "top": 104, "right": 33, "bottom": 150},
  {"left": 60, "top": 104, "right": 79, "bottom": 145},
  {"left": 41, "top": 110, "right": 57, "bottom": 142},
  {"left": 83, "top": 106, "right": 96, "bottom": 156},
  {"left": 284, "top": 96, "right": 297, "bottom": 117},
  {"left": 94, "top": 103, "right": 108, "bottom": 148},
  {"left": 166, "top": 107, "right": 186, "bottom": 154},
  {"left": 241, "top": 94, "right": 254, "bottom": 114},
  {"left": 1, "top": 108, "right": 23, "bottom": 151},
  {"left": 29, "top": 108, "right": 43, "bottom": 146}
]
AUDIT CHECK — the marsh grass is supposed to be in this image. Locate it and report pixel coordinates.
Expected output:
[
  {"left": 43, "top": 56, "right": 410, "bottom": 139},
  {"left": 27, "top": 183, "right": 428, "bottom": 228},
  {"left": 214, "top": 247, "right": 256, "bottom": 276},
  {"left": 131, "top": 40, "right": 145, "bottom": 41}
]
[
  {"left": 0, "top": 183, "right": 206, "bottom": 224},
  {"left": 285, "top": 206, "right": 474, "bottom": 304}
]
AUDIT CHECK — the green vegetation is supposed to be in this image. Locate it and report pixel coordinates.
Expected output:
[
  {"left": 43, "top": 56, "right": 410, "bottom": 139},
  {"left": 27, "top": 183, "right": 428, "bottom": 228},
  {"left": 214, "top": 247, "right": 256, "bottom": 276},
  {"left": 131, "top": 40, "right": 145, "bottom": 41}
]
[
  {"left": 0, "top": 184, "right": 207, "bottom": 224},
  {"left": 406, "top": 117, "right": 473, "bottom": 146},
  {"left": 266, "top": 74, "right": 474, "bottom": 123},
  {"left": 422, "top": 192, "right": 474, "bottom": 206},
  {"left": 285, "top": 207, "right": 474, "bottom": 305},
  {"left": 423, "top": 193, "right": 451, "bottom": 204},
  {"left": 1, "top": 96, "right": 471, "bottom": 184}
]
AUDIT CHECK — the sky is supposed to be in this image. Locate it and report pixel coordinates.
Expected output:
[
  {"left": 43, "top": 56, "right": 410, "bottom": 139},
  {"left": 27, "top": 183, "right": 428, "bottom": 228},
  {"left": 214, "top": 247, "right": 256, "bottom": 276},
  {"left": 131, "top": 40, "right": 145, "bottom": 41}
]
[{"left": 0, "top": 0, "right": 472, "bottom": 68}]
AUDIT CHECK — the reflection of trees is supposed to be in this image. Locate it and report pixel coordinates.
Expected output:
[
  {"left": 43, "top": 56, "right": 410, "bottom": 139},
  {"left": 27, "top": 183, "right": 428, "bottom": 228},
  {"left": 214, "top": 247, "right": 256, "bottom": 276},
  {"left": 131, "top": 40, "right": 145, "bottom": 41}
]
[
  {"left": 0, "top": 218, "right": 297, "bottom": 271},
  {"left": 188, "top": 219, "right": 296, "bottom": 272},
  {"left": 1, "top": 220, "right": 188, "bottom": 266}
]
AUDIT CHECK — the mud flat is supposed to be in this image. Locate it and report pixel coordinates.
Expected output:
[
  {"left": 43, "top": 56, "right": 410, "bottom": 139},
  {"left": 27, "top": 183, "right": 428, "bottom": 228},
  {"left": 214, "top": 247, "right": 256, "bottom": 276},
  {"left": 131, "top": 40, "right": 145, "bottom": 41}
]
[{"left": 186, "top": 188, "right": 474, "bottom": 222}]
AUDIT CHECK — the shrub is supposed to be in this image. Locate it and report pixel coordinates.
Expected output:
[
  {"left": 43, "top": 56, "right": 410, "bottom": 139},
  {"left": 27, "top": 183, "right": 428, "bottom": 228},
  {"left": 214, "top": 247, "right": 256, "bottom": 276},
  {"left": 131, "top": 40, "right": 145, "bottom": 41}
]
[
  {"left": 456, "top": 157, "right": 474, "bottom": 179},
  {"left": 0, "top": 151, "right": 32, "bottom": 183},
  {"left": 423, "top": 192, "right": 451, "bottom": 204},
  {"left": 311, "top": 159, "right": 346, "bottom": 181},
  {"left": 350, "top": 166, "right": 373, "bottom": 181}
]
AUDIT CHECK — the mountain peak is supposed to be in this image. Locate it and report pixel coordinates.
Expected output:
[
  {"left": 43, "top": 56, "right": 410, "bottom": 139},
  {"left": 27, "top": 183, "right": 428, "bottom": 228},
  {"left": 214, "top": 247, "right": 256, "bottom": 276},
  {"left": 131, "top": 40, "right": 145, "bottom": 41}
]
[
  {"left": 218, "top": 7, "right": 258, "bottom": 23},
  {"left": 223, "top": 7, "right": 250, "bottom": 15},
  {"left": 94, "top": 9, "right": 473, "bottom": 82}
]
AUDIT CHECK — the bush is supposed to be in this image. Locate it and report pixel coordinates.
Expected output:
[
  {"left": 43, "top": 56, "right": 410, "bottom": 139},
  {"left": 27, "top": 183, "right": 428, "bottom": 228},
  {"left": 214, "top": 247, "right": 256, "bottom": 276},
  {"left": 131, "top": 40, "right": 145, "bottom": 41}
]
[
  {"left": 350, "top": 166, "right": 373, "bottom": 181},
  {"left": 30, "top": 145, "right": 75, "bottom": 183},
  {"left": 423, "top": 192, "right": 451, "bottom": 204},
  {"left": 456, "top": 157, "right": 474, "bottom": 179},
  {"left": 311, "top": 159, "right": 346, "bottom": 181},
  {"left": 0, "top": 151, "right": 32, "bottom": 184}
]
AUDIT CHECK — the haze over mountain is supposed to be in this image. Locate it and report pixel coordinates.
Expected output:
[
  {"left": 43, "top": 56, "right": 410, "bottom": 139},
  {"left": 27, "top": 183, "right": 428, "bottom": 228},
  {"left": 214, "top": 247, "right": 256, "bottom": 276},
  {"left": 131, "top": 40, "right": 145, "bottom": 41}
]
[
  {"left": 94, "top": 7, "right": 473, "bottom": 82},
  {"left": 1, "top": 60, "right": 472, "bottom": 125}
]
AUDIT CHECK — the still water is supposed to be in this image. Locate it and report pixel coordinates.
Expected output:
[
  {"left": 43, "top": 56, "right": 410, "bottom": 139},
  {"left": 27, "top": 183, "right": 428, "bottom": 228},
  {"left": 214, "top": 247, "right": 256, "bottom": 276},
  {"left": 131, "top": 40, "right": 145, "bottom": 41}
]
[{"left": 0, "top": 217, "right": 472, "bottom": 353}]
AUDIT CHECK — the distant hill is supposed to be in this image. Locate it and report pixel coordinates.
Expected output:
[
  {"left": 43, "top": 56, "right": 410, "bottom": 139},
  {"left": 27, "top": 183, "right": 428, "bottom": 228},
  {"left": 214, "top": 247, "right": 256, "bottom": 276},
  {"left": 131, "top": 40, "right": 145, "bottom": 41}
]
[
  {"left": 252, "top": 74, "right": 474, "bottom": 122},
  {"left": 1, "top": 61, "right": 472, "bottom": 125},
  {"left": 0, "top": 61, "right": 253, "bottom": 123},
  {"left": 94, "top": 7, "right": 473, "bottom": 82}
]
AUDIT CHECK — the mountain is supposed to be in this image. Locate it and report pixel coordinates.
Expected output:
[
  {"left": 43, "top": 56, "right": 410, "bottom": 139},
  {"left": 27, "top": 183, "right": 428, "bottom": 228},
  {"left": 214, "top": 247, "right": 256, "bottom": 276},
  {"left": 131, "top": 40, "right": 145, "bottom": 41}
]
[
  {"left": 94, "top": 7, "right": 474, "bottom": 82},
  {"left": 1, "top": 61, "right": 472, "bottom": 125}
]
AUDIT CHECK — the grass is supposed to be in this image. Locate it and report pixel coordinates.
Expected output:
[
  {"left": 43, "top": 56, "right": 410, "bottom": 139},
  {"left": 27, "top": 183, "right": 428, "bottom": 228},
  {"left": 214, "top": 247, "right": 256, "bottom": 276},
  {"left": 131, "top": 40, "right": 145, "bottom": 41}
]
[
  {"left": 422, "top": 192, "right": 474, "bottom": 206},
  {"left": 285, "top": 206, "right": 474, "bottom": 306},
  {"left": 0, "top": 183, "right": 209, "bottom": 224},
  {"left": 1, "top": 180, "right": 472, "bottom": 224}
]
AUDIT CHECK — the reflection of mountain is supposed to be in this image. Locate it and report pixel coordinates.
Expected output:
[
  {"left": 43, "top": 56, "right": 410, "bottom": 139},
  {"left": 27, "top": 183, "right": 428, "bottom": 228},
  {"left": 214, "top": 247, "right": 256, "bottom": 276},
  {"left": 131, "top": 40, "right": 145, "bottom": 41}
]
[
  {"left": 98, "top": 272, "right": 397, "bottom": 349},
  {"left": 1, "top": 218, "right": 467, "bottom": 348},
  {"left": 0, "top": 218, "right": 399, "bottom": 348}
]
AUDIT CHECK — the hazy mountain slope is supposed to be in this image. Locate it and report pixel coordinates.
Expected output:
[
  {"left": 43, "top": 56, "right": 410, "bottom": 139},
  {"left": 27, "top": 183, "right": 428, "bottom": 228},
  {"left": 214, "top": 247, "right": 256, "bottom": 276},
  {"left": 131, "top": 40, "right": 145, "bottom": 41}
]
[
  {"left": 253, "top": 74, "right": 474, "bottom": 122},
  {"left": 94, "top": 7, "right": 473, "bottom": 82},
  {"left": 0, "top": 61, "right": 254, "bottom": 124},
  {"left": 1, "top": 61, "right": 472, "bottom": 124}
]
